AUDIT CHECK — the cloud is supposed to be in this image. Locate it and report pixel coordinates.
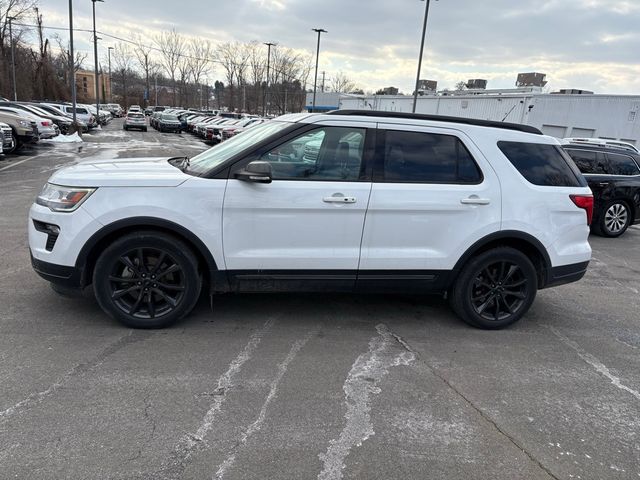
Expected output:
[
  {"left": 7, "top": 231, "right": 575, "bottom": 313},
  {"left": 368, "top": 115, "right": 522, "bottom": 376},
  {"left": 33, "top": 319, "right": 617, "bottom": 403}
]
[{"left": 33, "top": 0, "right": 640, "bottom": 94}]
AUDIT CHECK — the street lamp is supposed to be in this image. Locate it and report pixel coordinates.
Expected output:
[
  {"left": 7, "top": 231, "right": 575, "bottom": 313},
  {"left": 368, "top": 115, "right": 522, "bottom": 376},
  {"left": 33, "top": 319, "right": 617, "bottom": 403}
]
[
  {"left": 92, "top": 0, "right": 104, "bottom": 119},
  {"left": 108, "top": 46, "right": 114, "bottom": 102},
  {"left": 263, "top": 42, "right": 276, "bottom": 117},
  {"left": 7, "top": 16, "right": 17, "bottom": 101},
  {"left": 311, "top": 28, "right": 327, "bottom": 112},
  {"left": 68, "top": 0, "right": 78, "bottom": 130},
  {"left": 412, "top": 0, "right": 437, "bottom": 113}
]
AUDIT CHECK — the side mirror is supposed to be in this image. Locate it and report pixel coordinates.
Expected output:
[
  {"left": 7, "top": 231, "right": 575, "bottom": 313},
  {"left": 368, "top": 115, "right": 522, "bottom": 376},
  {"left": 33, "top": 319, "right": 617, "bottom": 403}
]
[{"left": 235, "top": 160, "right": 273, "bottom": 184}]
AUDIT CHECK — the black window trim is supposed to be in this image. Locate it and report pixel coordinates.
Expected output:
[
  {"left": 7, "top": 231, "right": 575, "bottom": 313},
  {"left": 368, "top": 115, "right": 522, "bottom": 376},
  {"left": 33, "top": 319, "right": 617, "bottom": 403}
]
[
  {"left": 372, "top": 128, "right": 484, "bottom": 185},
  {"left": 226, "top": 123, "right": 376, "bottom": 183}
]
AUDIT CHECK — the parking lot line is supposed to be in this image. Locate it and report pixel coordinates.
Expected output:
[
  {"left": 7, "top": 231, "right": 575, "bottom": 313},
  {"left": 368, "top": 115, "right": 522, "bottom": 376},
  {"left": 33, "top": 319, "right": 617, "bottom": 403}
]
[{"left": 0, "top": 155, "right": 39, "bottom": 172}]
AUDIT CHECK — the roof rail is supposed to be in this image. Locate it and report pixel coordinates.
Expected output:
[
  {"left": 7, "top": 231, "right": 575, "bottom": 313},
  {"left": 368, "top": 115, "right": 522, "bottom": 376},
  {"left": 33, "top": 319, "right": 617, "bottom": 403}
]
[{"left": 326, "top": 109, "right": 543, "bottom": 135}]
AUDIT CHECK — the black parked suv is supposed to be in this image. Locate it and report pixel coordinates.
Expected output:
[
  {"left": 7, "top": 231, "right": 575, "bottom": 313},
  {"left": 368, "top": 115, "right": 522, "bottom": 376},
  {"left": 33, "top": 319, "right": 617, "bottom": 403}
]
[{"left": 563, "top": 142, "right": 640, "bottom": 237}]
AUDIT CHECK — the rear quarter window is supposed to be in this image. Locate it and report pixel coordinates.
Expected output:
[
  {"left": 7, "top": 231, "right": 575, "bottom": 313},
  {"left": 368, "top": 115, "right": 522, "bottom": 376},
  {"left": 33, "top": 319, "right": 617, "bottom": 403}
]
[
  {"left": 606, "top": 153, "right": 640, "bottom": 176},
  {"left": 498, "top": 141, "right": 587, "bottom": 187}
]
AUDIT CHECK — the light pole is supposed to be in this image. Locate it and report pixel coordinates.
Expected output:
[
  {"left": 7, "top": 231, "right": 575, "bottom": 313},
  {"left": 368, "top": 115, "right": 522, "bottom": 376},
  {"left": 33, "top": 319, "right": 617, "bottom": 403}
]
[
  {"left": 263, "top": 42, "right": 276, "bottom": 117},
  {"left": 108, "top": 46, "right": 114, "bottom": 102},
  {"left": 311, "top": 28, "right": 327, "bottom": 112},
  {"left": 412, "top": 0, "right": 436, "bottom": 113},
  {"left": 68, "top": 0, "right": 78, "bottom": 129},
  {"left": 92, "top": 0, "right": 104, "bottom": 118},
  {"left": 8, "top": 16, "right": 17, "bottom": 101}
]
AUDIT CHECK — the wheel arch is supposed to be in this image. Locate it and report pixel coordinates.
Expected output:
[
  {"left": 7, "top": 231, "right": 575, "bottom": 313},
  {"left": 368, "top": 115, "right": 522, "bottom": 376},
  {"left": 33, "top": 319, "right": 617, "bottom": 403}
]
[
  {"left": 76, "top": 217, "right": 221, "bottom": 290},
  {"left": 451, "top": 231, "right": 552, "bottom": 289}
]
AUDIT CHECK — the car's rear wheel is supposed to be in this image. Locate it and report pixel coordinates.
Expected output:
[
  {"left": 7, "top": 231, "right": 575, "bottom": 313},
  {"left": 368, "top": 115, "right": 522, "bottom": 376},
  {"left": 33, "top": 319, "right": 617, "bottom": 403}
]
[
  {"left": 93, "top": 232, "right": 201, "bottom": 328},
  {"left": 450, "top": 247, "right": 537, "bottom": 329},
  {"left": 594, "top": 200, "right": 631, "bottom": 237}
]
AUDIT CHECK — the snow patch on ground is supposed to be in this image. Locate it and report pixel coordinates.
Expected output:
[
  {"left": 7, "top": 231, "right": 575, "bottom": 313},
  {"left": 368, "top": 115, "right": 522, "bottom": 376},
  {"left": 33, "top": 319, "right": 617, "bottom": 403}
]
[{"left": 41, "top": 132, "right": 83, "bottom": 143}]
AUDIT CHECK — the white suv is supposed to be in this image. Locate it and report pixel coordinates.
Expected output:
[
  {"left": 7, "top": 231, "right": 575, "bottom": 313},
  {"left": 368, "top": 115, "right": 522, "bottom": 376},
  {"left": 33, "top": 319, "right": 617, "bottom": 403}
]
[{"left": 28, "top": 111, "right": 593, "bottom": 329}]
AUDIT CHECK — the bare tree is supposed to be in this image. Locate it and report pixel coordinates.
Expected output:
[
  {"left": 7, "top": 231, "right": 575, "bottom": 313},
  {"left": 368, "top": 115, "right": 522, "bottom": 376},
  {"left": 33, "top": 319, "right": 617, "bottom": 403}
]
[
  {"left": 188, "top": 38, "right": 212, "bottom": 108},
  {"left": 133, "top": 34, "right": 156, "bottom": 106},
  {"left": 111, "top": 42, "right": 133, "bottom": 107},
  {"left": 330, "top": 71, "right": 357, "bottom": 93},
  {"left": 154, "top": 29, "right": 185, "bottom": 106},
  {"left": 53, "top": 34, "right": 86, "bottom": 90}
]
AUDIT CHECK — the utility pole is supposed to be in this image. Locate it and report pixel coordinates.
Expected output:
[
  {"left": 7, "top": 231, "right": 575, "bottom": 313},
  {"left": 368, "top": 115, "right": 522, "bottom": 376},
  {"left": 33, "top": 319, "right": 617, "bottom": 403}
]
[
  {"left": 92, "top": 0, "right": 104, "bottom": 118},
  {"left": 108, "top": 46, "right": 113, "bottom": 102},
  {"left": 154, "top": 75, "right": 158, "bottom": 105},
  {"left": 8, "top": 16, "right": 17, "bottom": 101},
  {"left": 311, "top": 28, "right": 327, "bottom": 112},
  {"left": 412, "top": 0, "right": 436, "bottom": 113},
  {"left": 263, "top": 42, "right": 275, "bottom": 117},
  {"left": 68, "top": 0, "right": 78, "bottom": 130},
  {"left": 321, "top": 71, "right": 326, "bottom": 93}
]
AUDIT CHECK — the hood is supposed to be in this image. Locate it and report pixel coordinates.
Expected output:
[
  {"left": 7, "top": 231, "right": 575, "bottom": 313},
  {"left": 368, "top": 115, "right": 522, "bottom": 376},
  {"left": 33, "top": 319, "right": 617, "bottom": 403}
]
[{"left": 49, "top": 157, "right": 190, "bottom": 187}]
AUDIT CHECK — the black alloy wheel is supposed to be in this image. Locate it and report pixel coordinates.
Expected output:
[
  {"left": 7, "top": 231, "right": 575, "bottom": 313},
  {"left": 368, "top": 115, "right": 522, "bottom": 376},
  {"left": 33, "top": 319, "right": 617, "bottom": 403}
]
[
  {"left": 108, "top": 247, "right": 185, "bottom": 320},
  {"left": 450, "top": 247, "right": 537, "bottom": 329},
  {"left": 93, "top": 232, "right": 201, "bottom": 328},
  {"left": 469, "top": 260, "right": 529, "bottom": 322}
]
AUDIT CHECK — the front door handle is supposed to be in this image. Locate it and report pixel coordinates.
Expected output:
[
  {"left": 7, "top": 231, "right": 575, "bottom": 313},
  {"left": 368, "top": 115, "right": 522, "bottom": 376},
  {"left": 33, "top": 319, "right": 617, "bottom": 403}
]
[
  {"left": 461, "top": 196, "right": 490, "bottom": 205},
  {"left": 323, "top": 194, "right": 356, "bottom": 204}
]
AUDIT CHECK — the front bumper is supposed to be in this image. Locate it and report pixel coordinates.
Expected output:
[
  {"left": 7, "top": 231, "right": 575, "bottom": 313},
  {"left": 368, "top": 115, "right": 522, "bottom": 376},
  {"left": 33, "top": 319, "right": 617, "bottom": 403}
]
[{"left": 30, "top": 252, "right": 83, "bottom": 289}]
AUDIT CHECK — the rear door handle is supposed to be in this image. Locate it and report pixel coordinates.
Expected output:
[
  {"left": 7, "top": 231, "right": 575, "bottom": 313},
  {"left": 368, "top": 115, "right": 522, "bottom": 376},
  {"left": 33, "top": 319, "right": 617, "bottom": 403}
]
[
  {"left": 597, "top": 182, "right": 609, "bottom": 187},
  {"left": 323, "top": 194, "right": 356, "bottom": 204},
  {"left": 461, "top": 196, "right": 490, "bottom": 205}
]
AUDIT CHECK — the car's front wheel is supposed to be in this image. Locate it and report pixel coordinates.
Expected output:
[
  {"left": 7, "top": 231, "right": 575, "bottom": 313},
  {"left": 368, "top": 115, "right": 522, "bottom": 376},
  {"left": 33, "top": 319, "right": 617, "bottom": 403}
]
[
  {"left": 594, "top": 200, "right": 631, "bottom": 237},
  {"left": 93, "top": 232, "right": 201, "bottom": 328},
  {"left": 450, "top": 247, "right": 537, "bottom": 329}
]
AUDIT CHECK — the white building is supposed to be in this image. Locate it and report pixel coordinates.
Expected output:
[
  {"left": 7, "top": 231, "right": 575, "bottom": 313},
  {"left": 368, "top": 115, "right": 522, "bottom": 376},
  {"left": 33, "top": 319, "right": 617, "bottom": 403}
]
[{"left": 336, "top": 91, "right": 640, "bottom": 145}]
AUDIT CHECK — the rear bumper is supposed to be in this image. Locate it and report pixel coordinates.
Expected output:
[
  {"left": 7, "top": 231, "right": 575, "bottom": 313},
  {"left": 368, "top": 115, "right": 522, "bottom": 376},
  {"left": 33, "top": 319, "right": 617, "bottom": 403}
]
[
  {"left": 543, "top": 261, "right": 589, "bottom": 288},
  {"left": 31, "top": 252, "right": 83, "bottom": 290}
]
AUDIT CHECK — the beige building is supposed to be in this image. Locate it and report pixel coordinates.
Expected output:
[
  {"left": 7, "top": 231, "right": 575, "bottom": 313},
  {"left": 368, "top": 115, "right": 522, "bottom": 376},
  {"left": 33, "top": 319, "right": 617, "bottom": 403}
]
[{"left": 75, "top": 69, "right": 111, "bottom": 103}]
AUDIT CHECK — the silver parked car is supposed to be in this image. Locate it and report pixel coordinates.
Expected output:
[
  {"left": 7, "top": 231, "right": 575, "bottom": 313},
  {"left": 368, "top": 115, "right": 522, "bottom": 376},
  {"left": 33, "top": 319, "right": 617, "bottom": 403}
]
[{"left": 123, "top": 112, "right": 147, "bottom": 131}]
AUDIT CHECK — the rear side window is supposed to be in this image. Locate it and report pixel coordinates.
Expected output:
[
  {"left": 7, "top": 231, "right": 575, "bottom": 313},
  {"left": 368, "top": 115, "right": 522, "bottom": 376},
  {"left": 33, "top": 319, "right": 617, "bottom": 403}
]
[
  {"left": 564, "top": 149, "right": 608, "bottom": 174},
  {"left": 606, "top": 153, "right": 640, "bottom": 176},
  {"left": 381, "top": 130, "right": 482, "bottom": 183},
  {"left": 498, "top": 141, "right": 586, "bottom": 187}
]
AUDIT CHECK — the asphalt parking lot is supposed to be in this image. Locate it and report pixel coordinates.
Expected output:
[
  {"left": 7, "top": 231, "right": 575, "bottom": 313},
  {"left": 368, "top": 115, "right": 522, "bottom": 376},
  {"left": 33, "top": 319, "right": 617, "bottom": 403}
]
[{"left": 1, "top": 119, "right": 639, "bottom": 480}]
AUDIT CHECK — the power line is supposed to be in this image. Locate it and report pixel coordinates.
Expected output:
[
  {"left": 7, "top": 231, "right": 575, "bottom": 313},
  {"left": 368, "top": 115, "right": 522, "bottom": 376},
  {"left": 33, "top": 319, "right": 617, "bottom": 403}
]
[{"left": 12, "top": 21, "right": 315, "bottom": 90}]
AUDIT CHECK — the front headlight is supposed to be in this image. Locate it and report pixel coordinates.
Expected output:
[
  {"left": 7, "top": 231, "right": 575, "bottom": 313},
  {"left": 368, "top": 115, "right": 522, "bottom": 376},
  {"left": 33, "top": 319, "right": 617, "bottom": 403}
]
[
  {"left": 36, "top": 183, "right": 96, "bottom": 212},
  {"left": 19, "top": 120, "right": 30, "bottom": 127}
]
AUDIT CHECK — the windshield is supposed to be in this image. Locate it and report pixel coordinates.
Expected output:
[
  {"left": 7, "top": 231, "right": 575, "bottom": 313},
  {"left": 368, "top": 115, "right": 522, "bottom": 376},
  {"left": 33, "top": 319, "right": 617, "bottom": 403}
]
[
  {"left": 186, "top": 121, "right": 292, "bottom": 175},
  {"left": 128, "top": 113, "right": 144, "bottom": 119},
  {"left": 162, "top": 114, "right": 179, "bottom": 120}
]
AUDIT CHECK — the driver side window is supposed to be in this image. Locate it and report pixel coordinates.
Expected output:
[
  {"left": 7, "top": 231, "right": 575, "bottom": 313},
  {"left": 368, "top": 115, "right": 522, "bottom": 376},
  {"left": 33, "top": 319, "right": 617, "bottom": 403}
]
[{"left": 261, "top": 126, "right": 366, "bottom": 181}]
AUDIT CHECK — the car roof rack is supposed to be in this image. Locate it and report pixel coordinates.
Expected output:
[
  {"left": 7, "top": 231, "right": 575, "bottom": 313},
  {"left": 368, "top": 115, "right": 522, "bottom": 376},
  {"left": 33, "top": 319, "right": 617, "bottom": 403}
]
[
  {"left": 561, "top": 137, "right": 639, "bottom": 154},
  {"left": 326, "top": 109, "right": 543, "bottom": 135}
]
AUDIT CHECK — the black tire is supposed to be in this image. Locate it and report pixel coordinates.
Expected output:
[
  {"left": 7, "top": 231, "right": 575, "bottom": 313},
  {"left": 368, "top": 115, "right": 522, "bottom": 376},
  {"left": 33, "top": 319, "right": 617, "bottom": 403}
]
[
  {"left": 592, "top": 200, "right": 631, "bottom": 238},
  {"left": 5, "top": 131, "right": 19, "bottom": 154},
  {"left": 143, "top": 127, "right": 147, "bottom": 132},
  {"left": 450, "top": 247, "right": 537, "bottom": 329},
  {"left": 93, "top": 231, "right": 201, "bottom": 328}
]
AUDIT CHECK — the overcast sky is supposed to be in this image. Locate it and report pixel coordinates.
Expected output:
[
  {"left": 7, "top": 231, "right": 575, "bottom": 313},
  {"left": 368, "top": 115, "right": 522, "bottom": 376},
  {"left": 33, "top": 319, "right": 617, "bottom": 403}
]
[{"left": 37, "top": 0, "right": 640, "bottom": 94}]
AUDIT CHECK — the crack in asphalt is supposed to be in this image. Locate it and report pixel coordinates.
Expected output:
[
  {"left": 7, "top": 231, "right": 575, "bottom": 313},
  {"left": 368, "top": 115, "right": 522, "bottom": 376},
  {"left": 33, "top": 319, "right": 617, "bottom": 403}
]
[{"left": 395, "top": 333, "right": 561, "bottom": 480}]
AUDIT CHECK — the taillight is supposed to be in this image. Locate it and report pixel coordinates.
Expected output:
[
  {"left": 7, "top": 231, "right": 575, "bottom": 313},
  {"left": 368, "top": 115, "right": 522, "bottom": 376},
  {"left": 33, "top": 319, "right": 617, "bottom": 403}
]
[
  {"left": 570, "top": 194, "right": 594, "bottom": 225},
  {"left": 41, "top": 121, "right": 51, "bottom": 126}
]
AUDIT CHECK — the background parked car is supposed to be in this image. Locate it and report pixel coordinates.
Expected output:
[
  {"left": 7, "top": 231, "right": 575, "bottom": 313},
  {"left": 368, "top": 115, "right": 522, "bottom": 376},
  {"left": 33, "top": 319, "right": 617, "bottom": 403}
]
[
  {"left": 0, "top": 106, "right": 57, "bottom": 139},
  {"left": 0, "top": 102, "right": 72, "bottom": 135},
  {"left": 123, "top": 112, "right": 148, "bottom": 131},
  {"left": 157, "top": 113, "right": 182, "bottom": 133},
  {"left": 563, "top": 141, "right": 640, "bottom": 237},
  {"left": 41, "top": 103, "right": 97, "bottom": 129},
  {"left": 0, "top": 109, "right": 38, "bottom": 153},
  {"left": 34, "top": 103, "right": 88, "bottom": 132}
]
